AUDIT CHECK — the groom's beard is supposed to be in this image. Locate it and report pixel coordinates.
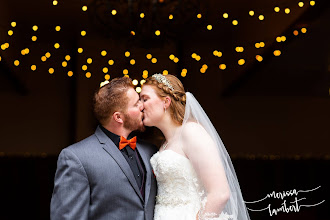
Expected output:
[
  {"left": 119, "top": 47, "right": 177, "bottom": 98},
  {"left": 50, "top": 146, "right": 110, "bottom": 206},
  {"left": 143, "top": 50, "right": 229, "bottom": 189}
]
[{"left": 123, "top": 112, "right": 145, "bottom": 132}]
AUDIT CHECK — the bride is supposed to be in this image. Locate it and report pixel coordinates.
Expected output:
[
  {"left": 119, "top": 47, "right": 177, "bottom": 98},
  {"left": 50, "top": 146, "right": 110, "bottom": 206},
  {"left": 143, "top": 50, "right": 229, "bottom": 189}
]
[{"left": 140, "top": 74, "right": 251, "bottom": 220}]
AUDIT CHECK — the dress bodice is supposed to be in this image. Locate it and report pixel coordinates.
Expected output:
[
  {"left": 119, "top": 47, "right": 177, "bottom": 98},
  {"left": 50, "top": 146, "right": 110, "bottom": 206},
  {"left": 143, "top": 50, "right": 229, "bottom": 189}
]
[{"left": 150, "top": 150, "right": 203, "bottom": 206}]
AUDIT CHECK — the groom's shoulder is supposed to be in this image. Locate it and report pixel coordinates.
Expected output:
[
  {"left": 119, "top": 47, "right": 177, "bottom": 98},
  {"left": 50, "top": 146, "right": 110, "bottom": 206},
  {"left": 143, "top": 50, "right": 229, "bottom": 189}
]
[{"left": 64, "top": 132, "right": 99, "bottom": 153}]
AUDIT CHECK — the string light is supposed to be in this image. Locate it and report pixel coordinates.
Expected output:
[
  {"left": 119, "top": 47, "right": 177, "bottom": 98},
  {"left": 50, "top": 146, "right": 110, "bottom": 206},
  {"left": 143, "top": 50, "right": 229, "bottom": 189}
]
[
  {"left": 68, "top": 71, "right": 73, "bottom": 77},
  {"left": 207, "top": 25, "right": 212, "bottom": 30},
  {"left": 49, "top": 68, "right": 54, "bottom": 74},
  {"left": 140, "top": 79, "right": 146, "bottom": 85},
  {"left": 8, "top": 30, "right": 13, "bottom": 36},
  {"left": 151, "top": 58, "right": 157, "bottom": 63},
  {"left": 197, "top": 14, "right": 202, "bottom": 19},
  {"left": 41, "top": 56, "right": 47, "bottom": 62},
  {"left": 123, "top": 69, "right": 128, "bottom": 75},
  {"left": 274, "top": 50, "right": 281, "bottom": 56},
  {"left": 274, "top": 7, "right": 280, "bottom": 12},
  {"left": 293, "top": 30, "right": 299, "bottom": 36},
  {"left": 285, "top": 8, "right": 291, "bottom": 14},
  {"left": 181, "top": 68, "right": 187, "bottom": 78},
  {"left": 125, "top": 51, "right": 130, "bottom": 57},
  {"left": 65, "top": 55, "right": 71, "bottom": 61},
  {"left": 238, "top": 59, "right": 245, "bottom": 65},
  {"left": 55, "top": 26, "right": 61, "bottom": 31},
  {"left": 14, "top": 60, "right": 20, "bottom": 66},
  {"left": 53, "top": 1, "right": 58, "bottom": 6},
  {"left": 219, "top": 64, "right": 227, "bottom": 70},
  {"left": 78, "top": 48, "right": 83, "bottom": 53},
  {"left": 86, "top": 72, "right": 91, "bottom": 78},
  {"left": 213, "top": 50, "right": 222, "bottom": 57},
  {"left": 31, "top": 65, "right": 37, "bottom": 71},
  {"left": 82, "top": 6, "right": 88, "bottom": 11},
  {"left": 155, "top": 30, "right": 161, "bottom": 36},
  {"left": 142, "top": 70, "right": 148, "bottom": 79},
  {"left": 62, "top": 61, "right": 68, "bottom": 67},
  {"left": 103, "top": 67, "right": 108, "bottom": 73},
  {"left": 100, "top": 80, "right": 109, "bottom": 87},
  {"left": 32, "top": 36, "right": 37, "bottom": 41},
  {"left": 136, "top": 87, "right": 142, "bottom": 93},
  {"left": 169, "top": 54, "right": 175, "bottom": 60},
  {"left": 54, "top": 43, "right": 60, "bottom": 49},
  {"left": 249, "top": 11, "right": 254, "bottom": 16},
  {"left": 45, "top": 52, "right": 51, "bottom": 58},
  {"left": 32, "top": 25, "right": 38, "bottom": 31},
  {"left": 235, "top": 47, "right": 244, "bottom": 52},
  {"left": 130, "top": 59, "right": 136, "bottom": 65},
  {"left": 298, "top": 2, "right": 304, "bottom": 7},
  {"left": 232, "top": 20, "right": 238, "bottom": 26},
  {"left": 310, "top": 1, "right": 316, "bottom": 6},
  {"left": 111, "top": 10, "right": 117, "bottom": 15},
  {"left": 108, "top": 60, "right": 114, "bottom": 65},
  {"left": 163, "top": 70, "right": 168, "bottom": 75},
  {"left": 11, "top": 21, "right": 16, "bottom": 27},
  {"left": 223, "top": 13, "right": 229, "bottom": 19},
  {"left": 140, "top": 13, "right": 145, "bottom": 18},
  {"left": 82, "top": 65, "right": 88, "bottom": 71},
  {"left": 256, "top": 55, "right": 263, "bottom": 62},
  {"left": 132, "top": 79, "right": 139, "bottom": 85},
  {"left": 173, "top": 57, "right": 179, "bottom": 63},
  {"left": 258, "top": 15, "right": 264, "bottom": 20},
  {"left": 146, "top": 54, "right": 152, "bottom": 59},
  {"left": 105, "top": 74, "right": 110, "bottom": 80},
  {"left": 81, "top": 30, "right": 87, "bottom": 36},
  {"left": 101, "top": 50, "right": 107, "bottom": 56},
  {"left": 301, "top": 28, "right": 307, "bottom": 33},
  {"left": 87, "top": 58, "right": 92, "bottom": 64},
  {"left": 169, "top": 14, "right": 174, "bottom": 20}
]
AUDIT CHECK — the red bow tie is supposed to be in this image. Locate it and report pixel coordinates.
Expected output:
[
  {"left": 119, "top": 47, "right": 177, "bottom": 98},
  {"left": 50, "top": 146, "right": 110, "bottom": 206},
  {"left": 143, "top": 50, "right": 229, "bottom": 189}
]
[{"left": 119, "top": 136, "right": 137, "bottom": 150}]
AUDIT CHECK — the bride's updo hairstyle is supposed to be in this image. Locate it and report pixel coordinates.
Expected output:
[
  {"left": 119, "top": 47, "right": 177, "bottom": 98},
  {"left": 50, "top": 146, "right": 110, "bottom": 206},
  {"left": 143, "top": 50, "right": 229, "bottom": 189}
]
[{"left": 144, "top": 74, "right": 186, "bottom": 125}]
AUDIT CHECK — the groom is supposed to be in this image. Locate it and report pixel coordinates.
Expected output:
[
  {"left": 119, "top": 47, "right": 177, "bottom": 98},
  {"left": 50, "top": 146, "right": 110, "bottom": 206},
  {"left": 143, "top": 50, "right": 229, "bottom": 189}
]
[{"left": 50, "top": 77, "right": 157, "bottom": 220}]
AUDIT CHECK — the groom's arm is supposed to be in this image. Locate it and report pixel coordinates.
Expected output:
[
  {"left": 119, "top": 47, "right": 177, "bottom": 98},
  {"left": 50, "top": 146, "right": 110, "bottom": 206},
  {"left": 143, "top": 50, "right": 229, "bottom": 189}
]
[{"left": 50, "top": 148, "right": 90, "bottom": 220}]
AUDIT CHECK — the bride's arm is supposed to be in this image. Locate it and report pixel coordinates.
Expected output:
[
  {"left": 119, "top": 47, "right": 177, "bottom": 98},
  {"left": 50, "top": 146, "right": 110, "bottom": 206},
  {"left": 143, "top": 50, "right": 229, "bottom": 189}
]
[{"left": 182, "top": 123, "right": 230, "bottom": 219}]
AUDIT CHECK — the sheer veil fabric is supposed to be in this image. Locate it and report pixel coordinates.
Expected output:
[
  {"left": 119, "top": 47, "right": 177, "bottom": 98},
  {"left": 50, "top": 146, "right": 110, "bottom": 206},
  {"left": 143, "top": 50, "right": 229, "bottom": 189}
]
[{"left": 177, "top": 92, "right": 251, "bottom": 220}]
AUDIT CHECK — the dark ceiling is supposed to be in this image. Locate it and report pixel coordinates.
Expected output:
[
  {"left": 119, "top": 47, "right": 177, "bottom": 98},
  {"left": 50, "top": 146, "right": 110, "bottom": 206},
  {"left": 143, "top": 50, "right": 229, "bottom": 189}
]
[{"left": 0, "top": 0, "right": 329, "bottom": 96}]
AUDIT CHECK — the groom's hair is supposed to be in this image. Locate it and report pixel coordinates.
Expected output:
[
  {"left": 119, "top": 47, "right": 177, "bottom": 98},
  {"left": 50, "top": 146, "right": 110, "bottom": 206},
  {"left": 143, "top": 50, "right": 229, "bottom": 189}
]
[{"left": 93, "top": 77, "right": 134, "bottom": 125}]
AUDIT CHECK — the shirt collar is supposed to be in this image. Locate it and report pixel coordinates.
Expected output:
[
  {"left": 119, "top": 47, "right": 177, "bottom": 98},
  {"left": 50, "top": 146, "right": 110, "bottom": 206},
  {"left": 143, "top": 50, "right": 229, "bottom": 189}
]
[{"left": 100, "top": 125, "right": 136, "bottom": 148}]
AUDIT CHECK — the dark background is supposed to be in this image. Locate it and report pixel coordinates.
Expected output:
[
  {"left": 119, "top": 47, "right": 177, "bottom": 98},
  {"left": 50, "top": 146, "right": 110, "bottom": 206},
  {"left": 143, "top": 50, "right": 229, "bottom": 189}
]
[{"left": 0, "top": 0, "right": 329, "bottom": 219}]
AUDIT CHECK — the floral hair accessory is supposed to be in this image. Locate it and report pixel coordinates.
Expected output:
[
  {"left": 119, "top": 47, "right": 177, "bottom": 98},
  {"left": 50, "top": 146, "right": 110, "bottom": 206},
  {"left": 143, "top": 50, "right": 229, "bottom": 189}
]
[{"left": 152, "top": 74, "right": 174, "bottom": 91}]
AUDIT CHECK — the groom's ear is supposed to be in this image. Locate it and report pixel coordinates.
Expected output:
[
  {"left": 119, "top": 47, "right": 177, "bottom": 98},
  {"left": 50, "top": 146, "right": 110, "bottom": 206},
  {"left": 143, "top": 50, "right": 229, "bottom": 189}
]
[{"left": 112, "top": 112, "right": 124, "bottom": 124}]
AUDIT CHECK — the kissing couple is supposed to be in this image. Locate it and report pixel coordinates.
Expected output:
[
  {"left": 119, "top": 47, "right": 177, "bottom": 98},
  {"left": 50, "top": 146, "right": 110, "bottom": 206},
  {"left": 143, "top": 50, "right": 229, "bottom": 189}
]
[{"left": 51, "top": 74, "right": 251, "bottom": 220}]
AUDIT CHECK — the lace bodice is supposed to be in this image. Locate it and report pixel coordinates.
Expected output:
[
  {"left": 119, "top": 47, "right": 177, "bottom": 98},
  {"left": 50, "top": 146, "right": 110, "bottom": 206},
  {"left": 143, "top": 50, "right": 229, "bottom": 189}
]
[
  {"left": 150, "top": 150, "right": 203, "bottom": 206},
  {"left": 150, "top": 150, "right": 234, "bottom": 220}
]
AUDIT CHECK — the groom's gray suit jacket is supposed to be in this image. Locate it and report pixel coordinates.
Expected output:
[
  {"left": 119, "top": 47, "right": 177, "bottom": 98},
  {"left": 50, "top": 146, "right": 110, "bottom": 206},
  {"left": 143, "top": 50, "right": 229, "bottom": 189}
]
[{"left": 51, "top": 126, "right": 158, "bottom": 220}]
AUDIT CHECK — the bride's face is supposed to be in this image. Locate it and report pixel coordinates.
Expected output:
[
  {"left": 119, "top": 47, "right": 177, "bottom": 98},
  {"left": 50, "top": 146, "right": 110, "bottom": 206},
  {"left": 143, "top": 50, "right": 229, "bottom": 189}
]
[{"left": 140, "top": 85, "right": 165, "bottom": 127}]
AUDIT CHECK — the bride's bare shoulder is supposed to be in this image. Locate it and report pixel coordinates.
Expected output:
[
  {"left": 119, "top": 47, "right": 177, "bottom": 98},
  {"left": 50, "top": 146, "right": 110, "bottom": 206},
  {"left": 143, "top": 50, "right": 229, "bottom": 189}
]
[{"left": 181, "top": 122, "right": 208, "bottom": 140}]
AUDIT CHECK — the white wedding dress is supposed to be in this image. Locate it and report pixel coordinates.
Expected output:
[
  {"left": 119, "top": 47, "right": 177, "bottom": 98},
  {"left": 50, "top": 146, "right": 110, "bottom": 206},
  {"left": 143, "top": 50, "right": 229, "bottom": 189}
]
[
  {"left": 150, "top": 149, "right": 233, "bottom": 220},
  {"left": 149, "top": 92, "right": 250, "bottom": 220}
]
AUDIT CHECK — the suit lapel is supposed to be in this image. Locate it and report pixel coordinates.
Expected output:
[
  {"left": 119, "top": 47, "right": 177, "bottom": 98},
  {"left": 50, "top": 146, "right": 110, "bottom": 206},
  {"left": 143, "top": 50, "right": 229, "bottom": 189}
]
[
  {"left": 95, "top": 127, "right": 144, "bottom": 203},
  {"left": 137, "top": 142, "right": 152, "bottom": 206}
]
